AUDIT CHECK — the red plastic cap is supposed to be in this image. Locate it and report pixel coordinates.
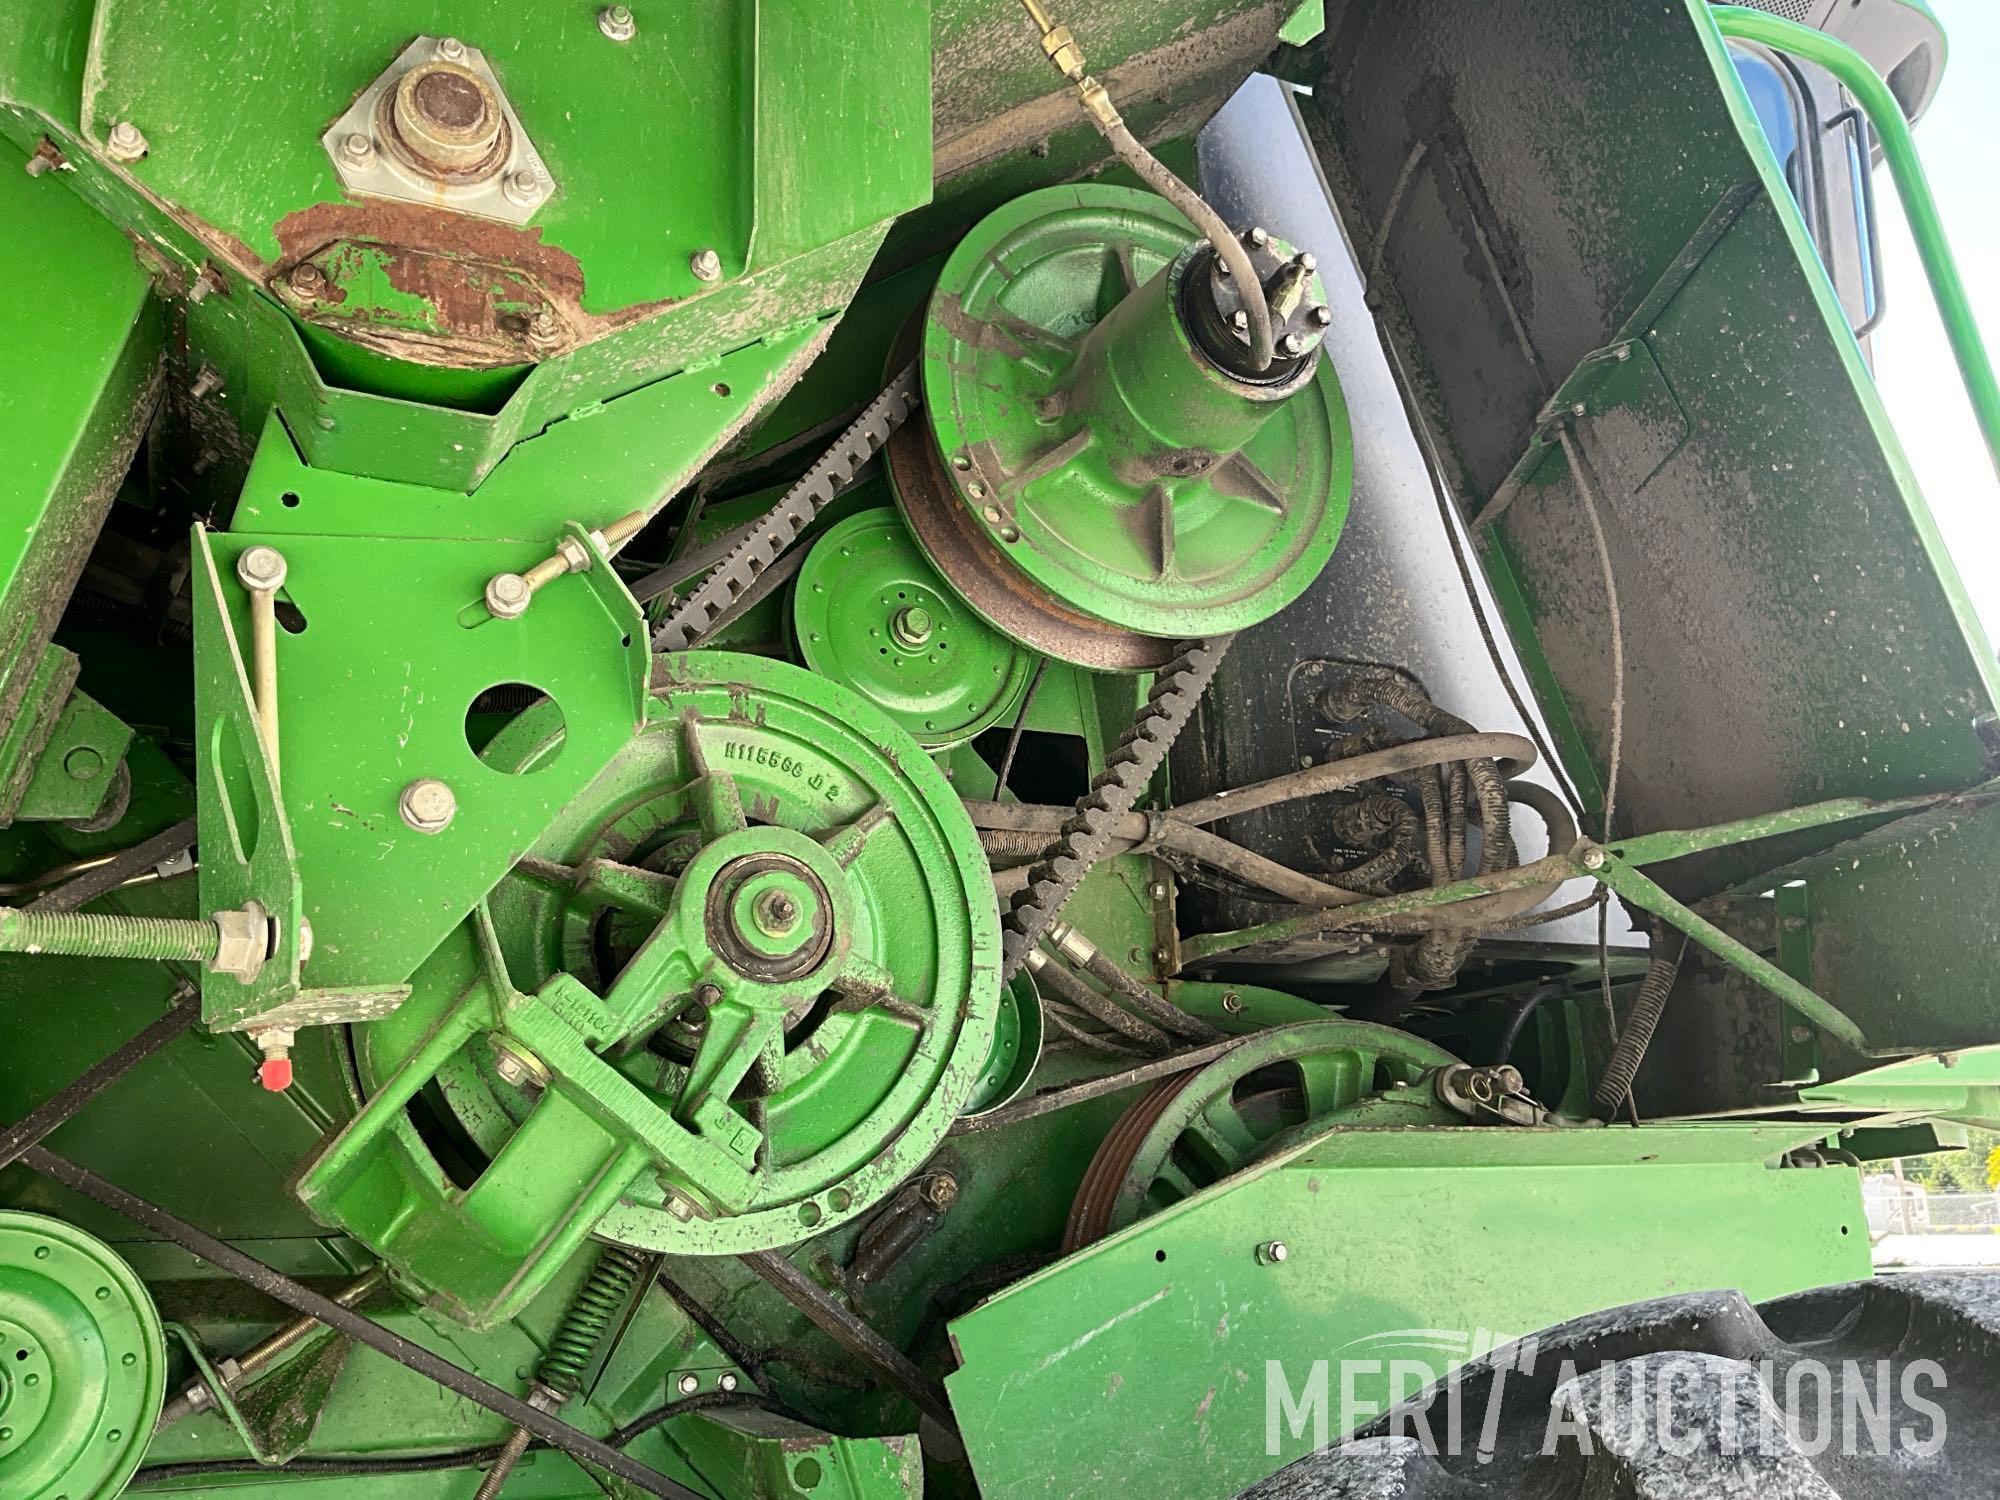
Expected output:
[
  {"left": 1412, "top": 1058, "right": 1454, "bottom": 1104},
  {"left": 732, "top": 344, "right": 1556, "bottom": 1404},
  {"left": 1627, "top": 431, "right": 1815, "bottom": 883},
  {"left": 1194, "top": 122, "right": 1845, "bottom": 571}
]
[{"left": 258, "top": 1056, "right": 294, "bottom": 1092}]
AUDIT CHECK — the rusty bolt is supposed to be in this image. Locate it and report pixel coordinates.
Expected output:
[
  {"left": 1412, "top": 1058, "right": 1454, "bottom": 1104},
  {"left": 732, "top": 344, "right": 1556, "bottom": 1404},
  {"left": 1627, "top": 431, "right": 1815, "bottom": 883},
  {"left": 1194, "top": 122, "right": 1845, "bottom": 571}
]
[
  {"left": 525, "top": 309, "right": 562, "bottom": 352},
  {"left": 598, "top": 4, "right": 637, "bottom": 41},
  {"left": 924, "top": 1174, "right": 959, "bottom": 1211},
  {"left": 689, "top": 247, "right": 723, "bottom": 283},
  {"left": 287, "top": 262, "right": 327, "bottom": 298},
  {"left": 106, "top": 121, "right": 149, "bottom": 163}
]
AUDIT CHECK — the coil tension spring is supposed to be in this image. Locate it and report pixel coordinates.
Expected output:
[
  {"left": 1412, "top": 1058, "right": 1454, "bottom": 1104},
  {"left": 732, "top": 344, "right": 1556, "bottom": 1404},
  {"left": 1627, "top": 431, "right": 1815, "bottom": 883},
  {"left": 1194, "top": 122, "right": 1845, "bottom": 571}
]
[{"left": 475, "top": 1244, "right": 652, "bottom": 1499}]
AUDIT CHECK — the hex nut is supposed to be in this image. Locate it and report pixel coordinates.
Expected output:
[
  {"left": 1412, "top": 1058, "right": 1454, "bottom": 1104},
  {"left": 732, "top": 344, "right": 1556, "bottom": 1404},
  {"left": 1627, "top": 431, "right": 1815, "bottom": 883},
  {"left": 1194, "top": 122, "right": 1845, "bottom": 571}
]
[
  {"left": 1256, "top": 1240, "right": 1288, "bottom": 1265},
  {"left": 924, "top": 1174, "right": 959, "bottom": 1211},
  {"left": 339, "top": 131, "right": 375, "bottom": 165},
  {"left": 598, "top": 4, "right": 637, "bottom": 41},
  {"left": 212, "top": 904, "right": 270, "bottom": 982},
  {"left": 485, "top": 572, "right": 532, "bottom": 620},
  {"left": 399, "top": 778, "right": 458, "bottom": 834},
  {"left": 689, "top": 247, "right": 723, "bottom": 283},
  {"left": 106, "top": 121, "right": 148, "bottom": 162},
  {"left": 676, "top": 1373, "right": 700, "bottom": 1395},
  {"left": 502, "top": 168, "right": 542, "bottom": 207},
  {"left": 717, "top": 1372, "right": 738, "bottom": 1393}
]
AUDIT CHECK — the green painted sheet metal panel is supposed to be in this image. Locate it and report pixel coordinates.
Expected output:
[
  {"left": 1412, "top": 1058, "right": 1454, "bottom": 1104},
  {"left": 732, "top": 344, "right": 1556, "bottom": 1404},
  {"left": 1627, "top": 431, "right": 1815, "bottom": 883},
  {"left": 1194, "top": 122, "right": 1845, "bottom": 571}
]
[
  {"left": 1292, "top": 0, "right": 1999, "bottom": 896},
  {"left": 81, "top": 0, "right": 930, "bottom": 315},
  {"left": 0, "top": 133, "right": 160, "bottom": 752},
  {"left": 948, "top": 1124, "right": 1870, "bottom": 1499}
]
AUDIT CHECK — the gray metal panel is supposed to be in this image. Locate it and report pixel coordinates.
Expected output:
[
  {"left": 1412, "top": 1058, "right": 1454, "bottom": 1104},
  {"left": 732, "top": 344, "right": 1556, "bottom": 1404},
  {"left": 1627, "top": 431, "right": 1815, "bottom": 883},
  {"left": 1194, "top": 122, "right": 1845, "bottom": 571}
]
[{"left": 1293, "top": 0, "right": 1998, "bottom": 896}]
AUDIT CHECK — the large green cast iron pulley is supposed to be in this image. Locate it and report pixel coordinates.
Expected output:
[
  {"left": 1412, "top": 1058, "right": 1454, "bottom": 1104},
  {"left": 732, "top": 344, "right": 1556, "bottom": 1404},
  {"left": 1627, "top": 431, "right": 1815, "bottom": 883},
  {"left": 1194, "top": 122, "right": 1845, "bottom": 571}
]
[
  {"left": 0, "top": 1211, "right": 164, "bottom": 1500},
  {"left": 298, "top": 653, "right": 1000, "bottom": 1326},
  {"left": 890, "top": 184, "right": 1354, "bottom": 670}
]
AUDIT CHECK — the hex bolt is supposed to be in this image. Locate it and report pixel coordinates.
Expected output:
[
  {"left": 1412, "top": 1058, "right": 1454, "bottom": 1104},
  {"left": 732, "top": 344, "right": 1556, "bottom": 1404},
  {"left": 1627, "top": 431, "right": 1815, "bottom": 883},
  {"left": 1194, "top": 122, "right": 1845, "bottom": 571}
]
[
  {"left": 1231, "top": 309, "right": 1249, "bottom": 332},
  {"left": 525, "top": 309, "right": 563, "bottom": 352},
  {"left": 236, "top": 546, "right": 287, "bottom": 785},
  {"left": 484, "top": 512, "right": 645, "bottom": 620},
  {"left": 105, "top": 121, "right": 149, "bottom": 162},
  {"left": 925, "top": 1173, "right": 959, "bottom": 1211},
  {"left": 717, "top": 1372, "right": 739, "bottom": 1393},
  {"left": 190, "top": 365, "right": 223, "bottom": 400},
  {"left": 1148, "top": 882, "right": 1168, "bottom": 901},
  {"left": 399, "top": 779, "right": 457, "bottom": 834},
  {"left": 435, "top": 35, "right": 467, "bottom": 60},
  {"left": 287, "top": 262, "right": 327, "bottom": 299},
  {"left": 676, "top": 1373, "right": 700, "bottom": 1396},
  {"left": 598, "top": 4, "right": 637, "bottom": 41},
  {"left": 1295, "top": 251, "right": 1317, "bottom": 273},
  {"left": 339, "top": 132, "right": 375, "bottom": 166},
  {"left": 1281, "top": 332, "right": 1305, "bottom": 357},
  {"left": 689, "top": 247, "right": 723, "bottom": 282},
  {"left": 1789, "top": 1024, "right": 1814, "bottom": 1045},
  {"left": 1220, "top": 990, "right": 1244, "bottom": 1014},
  {"left": 1242, "top": 225, "right": 1269, "bottom": 249},
  {"left": 1580, "top": 847, "right": 1607, "bottom": 871},
  {"left": 502, "top": 169, "right": 543, "bottom": 208},
  {"left": 1310, "top": 304, "right": 1333, "bottom": 327},
  {"left": 1256, "top": 1240, "right": 1288, "bottom": 1266},
  {"left": 889, "top": 604, "right": 934, "bottom": 648}
]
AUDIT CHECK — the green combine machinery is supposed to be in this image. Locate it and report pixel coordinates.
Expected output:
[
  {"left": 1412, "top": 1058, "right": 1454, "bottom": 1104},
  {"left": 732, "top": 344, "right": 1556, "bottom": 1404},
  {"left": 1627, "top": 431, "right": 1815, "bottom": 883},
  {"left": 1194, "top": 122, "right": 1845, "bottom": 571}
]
[{"left": 2, "top": 0, "right": 1997, "bottom": 1495}]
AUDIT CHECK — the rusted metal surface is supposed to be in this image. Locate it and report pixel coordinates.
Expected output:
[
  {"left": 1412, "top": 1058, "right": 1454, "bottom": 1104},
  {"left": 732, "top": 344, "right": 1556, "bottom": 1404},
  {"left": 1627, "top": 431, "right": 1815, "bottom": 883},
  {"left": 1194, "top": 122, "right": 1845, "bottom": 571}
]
[{"left": 887, "top": 420, "right": 1176, "bottom": 671}]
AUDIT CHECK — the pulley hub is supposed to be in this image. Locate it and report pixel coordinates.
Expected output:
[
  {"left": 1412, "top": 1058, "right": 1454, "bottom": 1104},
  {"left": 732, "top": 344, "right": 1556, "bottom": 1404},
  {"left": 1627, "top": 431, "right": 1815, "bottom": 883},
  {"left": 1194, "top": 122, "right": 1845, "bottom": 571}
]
[
  {"left": 894, "top": 185, "right": 1353, "bottom": 667},
  {"left": 303, "top": 653, "right": 1001, "bottom": 1326}
]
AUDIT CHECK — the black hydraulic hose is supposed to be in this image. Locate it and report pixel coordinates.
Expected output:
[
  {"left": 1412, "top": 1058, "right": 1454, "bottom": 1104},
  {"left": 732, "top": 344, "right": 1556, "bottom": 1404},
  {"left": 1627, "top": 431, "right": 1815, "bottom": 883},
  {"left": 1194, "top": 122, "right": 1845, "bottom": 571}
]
[
  {"left": 1073, "top": 946, "right": 1221, "bottom": 1042},
  {"left": 1592, "top": 936, "right": 1687, "bottom": 1118},
  {"left": 1029, "top": 952, "right": 1172, "bottom": 1052}
]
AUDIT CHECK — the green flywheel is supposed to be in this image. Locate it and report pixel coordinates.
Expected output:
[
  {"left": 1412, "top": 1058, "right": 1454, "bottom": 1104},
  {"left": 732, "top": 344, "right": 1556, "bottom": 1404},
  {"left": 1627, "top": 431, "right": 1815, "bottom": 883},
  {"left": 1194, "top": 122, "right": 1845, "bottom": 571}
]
[
  {"left": 0, "top": 1211, "right": 165, "bottom": 1500},
  {"left": 793, "top": 509, "right": 1036, "bottom": 748}
]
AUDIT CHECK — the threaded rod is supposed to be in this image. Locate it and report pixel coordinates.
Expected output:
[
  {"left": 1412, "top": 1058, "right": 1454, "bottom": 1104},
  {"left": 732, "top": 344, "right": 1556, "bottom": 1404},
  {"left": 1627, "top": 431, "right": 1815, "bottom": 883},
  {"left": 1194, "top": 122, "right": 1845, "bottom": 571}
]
[{"left": 0, "top": 907, "right": 220, "bottom": 964}]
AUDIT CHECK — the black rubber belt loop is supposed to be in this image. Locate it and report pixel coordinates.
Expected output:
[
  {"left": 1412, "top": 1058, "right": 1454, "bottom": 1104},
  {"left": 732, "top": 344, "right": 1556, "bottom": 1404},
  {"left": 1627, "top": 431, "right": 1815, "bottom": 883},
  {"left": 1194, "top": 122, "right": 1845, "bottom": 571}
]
[{"left": 0, "top": 1001, "right": 198, "bottom": 1170}]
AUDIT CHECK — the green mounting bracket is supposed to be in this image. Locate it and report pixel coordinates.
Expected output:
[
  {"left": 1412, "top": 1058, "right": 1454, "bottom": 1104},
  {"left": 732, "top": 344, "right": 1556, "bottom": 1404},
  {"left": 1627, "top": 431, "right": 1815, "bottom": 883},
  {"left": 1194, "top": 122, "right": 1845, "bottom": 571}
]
[
  {"left": 0, "top": 646, "right": 82, "bottom": 827},
  {"left": 162, "top": 1322, "right": 349, "bottom": 1467},
  {"left": 199, "top": 520, "right": 646, "bottom": 1000},
  {"left": 670, "top": 1407, "right": 923, "bottom": 1500},
  {"left": 14, "top": 689, "right": 135, "bottom": 826}
]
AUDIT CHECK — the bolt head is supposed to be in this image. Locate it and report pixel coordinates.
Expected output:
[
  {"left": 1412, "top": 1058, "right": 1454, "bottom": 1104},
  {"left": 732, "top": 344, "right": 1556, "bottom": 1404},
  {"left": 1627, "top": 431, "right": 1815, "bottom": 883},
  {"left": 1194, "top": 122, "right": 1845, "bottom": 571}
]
[
  {"left": 485, "top": 572, "right": 532, "bottom": 619},
  {"left": 1257, "top": 1240, "right": 1288, "bottom": 1265},
  {"left": 1281, "top": 332, "right": 1305, "bottom": 357},
  {"left": 1245, "top": 226, "right": 1269, "bottom": 248},
  {"left": 1220, "top": 990, "right": 1244, "bottom": 1014},
  {"left": 718, "top": 1372, "right": 739, "bottom": 1393},
  {"left": 339, "top": 131, "right": 375, "bottom": 164},
  {"left": 399, "top": 778, "right": 458, "bottom": 834},
  {"left": 1580, "top": 847, "right": 1607, "bottom": 871},
  {"left": 287, "top": 262, "right": 327, "bottom": 297},
  {"left": 677, "top": 1373, "right": 700, "bottom": 1395},
  {"left": 1295, "top": 251, "right": 1317, "bottom": 273},
  {"left": 1571, "top": 401, "right": 1589, "bottom": 418},
  {"left": 1230, "top": 309, "right": 1249, "bottom": 331},
  {"left": 689, "top": 247, "right": 723, "bottom": 282},
  {"left": 435, "top": 35, "right": 466, "bottom": 60},
  {"left": 925, "top": 1174, "right": 959, "bottom": 1210},
  {"left": 1148, "top": 883, "right": 1168, "bottom": 901},
  {"left": 236, "top": 545, "right": 288, "bottom": 592},
  {"left": 106, "top": 121, "right": 148, "bottom": 162},
  {"left": 1310, "top": 304, "right": 1333, "bottom": 327},
  {"left": 598, "top": 4, "right": 637, "bottom": 41},
  {"left": 667, "top": 1194, "right": 696, "bottom": 1221},
  {"left": 502, "top": 169, "right": 543, "bottom": 207},
  {"left": 1789, "top": 1024, "right": 1813, "bottom": 1045},
  {"left": 889, "top": 604, "right": 934, "bottom": 648}
]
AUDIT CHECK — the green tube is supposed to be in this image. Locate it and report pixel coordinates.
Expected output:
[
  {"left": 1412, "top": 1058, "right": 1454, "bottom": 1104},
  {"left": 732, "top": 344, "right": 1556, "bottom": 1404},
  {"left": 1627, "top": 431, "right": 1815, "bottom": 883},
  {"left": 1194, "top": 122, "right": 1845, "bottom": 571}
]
[
  {"left": 0, "top": 908, "right": 220, "bottom": 964},
  {"left": 1710, "top": 6, "right": 2000, "bottom": 483}
]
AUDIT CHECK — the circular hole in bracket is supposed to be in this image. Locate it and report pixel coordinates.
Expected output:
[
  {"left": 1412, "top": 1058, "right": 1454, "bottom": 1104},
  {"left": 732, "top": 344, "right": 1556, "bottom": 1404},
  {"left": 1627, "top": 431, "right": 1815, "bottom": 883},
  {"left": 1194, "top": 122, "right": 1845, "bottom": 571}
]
[{"left": 465, "top": 682, "right": 566, "bottom": 772}]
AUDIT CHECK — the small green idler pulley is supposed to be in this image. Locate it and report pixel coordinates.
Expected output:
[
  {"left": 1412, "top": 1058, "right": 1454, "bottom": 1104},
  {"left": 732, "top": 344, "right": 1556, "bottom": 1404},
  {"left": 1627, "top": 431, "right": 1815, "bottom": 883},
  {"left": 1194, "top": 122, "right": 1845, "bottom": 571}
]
[
  {"left": 0, "top": 1211, "right": 165, "bottom": 1500},
  {"left": 794, "top": 509, "right": 1036, "bottom": 748},
  {"left": 959, "top": 971, "right": 1045, "bottom": 1119},
  {"left": 891, "top": 183, "right": 1353, "bottom": 670}
]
